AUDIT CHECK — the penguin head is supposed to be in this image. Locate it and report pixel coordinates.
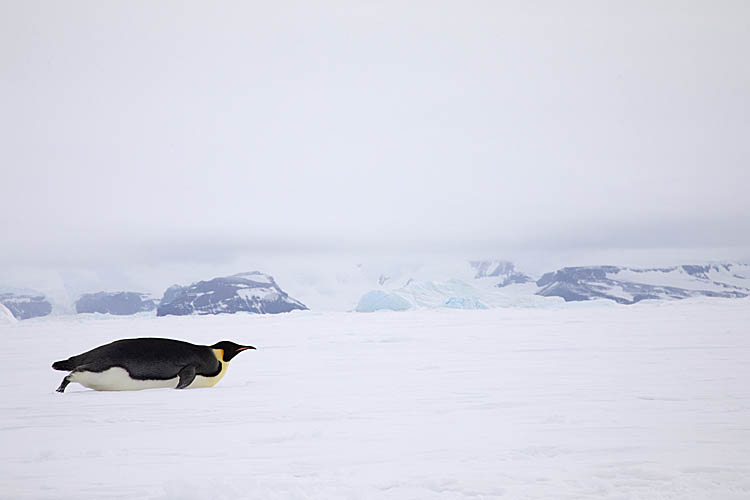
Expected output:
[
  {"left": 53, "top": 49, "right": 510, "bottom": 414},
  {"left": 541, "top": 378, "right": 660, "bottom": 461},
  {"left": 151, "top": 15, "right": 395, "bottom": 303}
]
[{"left": 211, "top": 341, "right": 256, "bottom": 362}]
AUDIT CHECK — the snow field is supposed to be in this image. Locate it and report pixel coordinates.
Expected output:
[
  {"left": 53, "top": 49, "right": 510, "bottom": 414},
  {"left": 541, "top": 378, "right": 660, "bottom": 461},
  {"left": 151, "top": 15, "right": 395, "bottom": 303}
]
[{"left": 1, "top": 298, "right": 749, "bottom": 499}]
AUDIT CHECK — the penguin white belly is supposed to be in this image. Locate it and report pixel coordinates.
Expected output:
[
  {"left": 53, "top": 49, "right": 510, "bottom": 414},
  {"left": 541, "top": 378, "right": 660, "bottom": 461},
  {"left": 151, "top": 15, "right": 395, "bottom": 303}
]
[{"left": 70, "top": 367, "right": 179, "bottom": 391}]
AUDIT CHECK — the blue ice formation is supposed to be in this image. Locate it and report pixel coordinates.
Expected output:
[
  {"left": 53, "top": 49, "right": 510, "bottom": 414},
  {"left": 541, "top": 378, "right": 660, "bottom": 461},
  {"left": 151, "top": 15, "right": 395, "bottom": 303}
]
[
  {"left": 355, "top": 290, "right": 412, "bottom": 312},
  {"left": 444, "top": 296, "right": 489, "bottom": 309}
]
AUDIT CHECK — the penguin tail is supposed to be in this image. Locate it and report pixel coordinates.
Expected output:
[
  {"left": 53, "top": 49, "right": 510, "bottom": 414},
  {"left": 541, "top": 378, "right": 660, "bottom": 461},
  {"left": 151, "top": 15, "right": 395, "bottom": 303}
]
[{"left": 52, "top": 359, "right": 74, "bottom": 371}]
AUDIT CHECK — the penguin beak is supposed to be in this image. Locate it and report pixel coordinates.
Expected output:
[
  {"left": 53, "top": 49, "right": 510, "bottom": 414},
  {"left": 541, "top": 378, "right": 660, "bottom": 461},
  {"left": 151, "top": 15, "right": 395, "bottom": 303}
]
[{"left": 237, "top": 346, "right": 256, "bottom": 351}]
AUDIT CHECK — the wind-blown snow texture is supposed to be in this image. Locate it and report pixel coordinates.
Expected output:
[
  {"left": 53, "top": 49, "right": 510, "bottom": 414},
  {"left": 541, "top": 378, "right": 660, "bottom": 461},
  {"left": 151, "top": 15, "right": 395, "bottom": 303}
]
[{"left": 2, "top": 299, "right": 749, "bottom": 499}]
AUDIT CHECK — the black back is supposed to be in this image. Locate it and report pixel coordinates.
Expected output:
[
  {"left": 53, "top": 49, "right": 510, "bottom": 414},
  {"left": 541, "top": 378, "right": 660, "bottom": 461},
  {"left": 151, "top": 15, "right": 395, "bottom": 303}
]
[{"left": 60, "top": 338, "right": 221, "bottom": 380}]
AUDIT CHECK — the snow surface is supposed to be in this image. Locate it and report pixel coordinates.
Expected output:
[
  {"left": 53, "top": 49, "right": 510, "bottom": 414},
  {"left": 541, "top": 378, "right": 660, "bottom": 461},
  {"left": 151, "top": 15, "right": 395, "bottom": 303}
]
[
  {"left": 236, "top": 287, "right": 278, "bottom": 301},
  {"left": 2, "top": 299, "right": 750, "bottom": 499},
  {"left": 232, "top": 271, "right": 275, "bottom": 285}
]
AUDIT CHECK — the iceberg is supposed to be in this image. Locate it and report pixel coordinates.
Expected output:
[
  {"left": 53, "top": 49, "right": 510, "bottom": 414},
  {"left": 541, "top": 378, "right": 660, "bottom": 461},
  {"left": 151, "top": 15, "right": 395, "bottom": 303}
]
[{"left": 355, "top": 290, "right": 412, "bottom": 312}]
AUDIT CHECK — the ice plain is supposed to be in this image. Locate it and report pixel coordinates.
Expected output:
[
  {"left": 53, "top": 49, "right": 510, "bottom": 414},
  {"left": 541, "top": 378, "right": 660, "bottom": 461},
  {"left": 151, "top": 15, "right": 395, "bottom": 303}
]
[{"left": 1, "top": 298, "right": 749, "bottom": 499}]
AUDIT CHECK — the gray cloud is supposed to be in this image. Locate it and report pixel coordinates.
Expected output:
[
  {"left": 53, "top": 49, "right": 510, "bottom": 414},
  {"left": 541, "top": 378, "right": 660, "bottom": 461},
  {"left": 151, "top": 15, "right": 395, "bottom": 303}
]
[{"left": 1, "top": 1, "right": 748, "bottom": 272}]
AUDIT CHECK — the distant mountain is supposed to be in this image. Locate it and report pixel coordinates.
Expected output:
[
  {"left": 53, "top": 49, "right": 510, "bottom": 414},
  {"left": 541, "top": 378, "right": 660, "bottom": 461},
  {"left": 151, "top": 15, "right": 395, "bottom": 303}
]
[
  {"left": 75, "top": 292, "right": 158, "bottom": 315},
  {"left": 470, "top": 260, "right": 533, "bottom": 287},
  {"left": 156, "top": 272, "right": 308, "bottom": 317},
  {"left": 0, "top": 291, "right": 53, "bottom": 320},
  {"left": 6, "top": 261, "right": 747, "bottom": 319},
  {"left": 536, "top": 264, "right": 750, "bottom": 304},
  {"left": 354, "top": 262, "right": 750, "bottom": 311}
]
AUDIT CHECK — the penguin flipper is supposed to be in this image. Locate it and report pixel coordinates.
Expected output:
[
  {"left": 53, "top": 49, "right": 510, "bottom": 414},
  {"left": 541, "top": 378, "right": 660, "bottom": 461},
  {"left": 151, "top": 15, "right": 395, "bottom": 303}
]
[
  {"left": 175, "top": 365, "right": 197, "bottom": 389},
  {"left": 56, "top": 363, "right": 92, "bottom": 393}
]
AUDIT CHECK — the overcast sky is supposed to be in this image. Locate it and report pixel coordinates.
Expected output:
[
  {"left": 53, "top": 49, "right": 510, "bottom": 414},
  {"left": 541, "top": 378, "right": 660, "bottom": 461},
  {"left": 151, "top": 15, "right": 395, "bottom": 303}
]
[{"left": 1, "top": 1, "right": 749, "bottom": 275}]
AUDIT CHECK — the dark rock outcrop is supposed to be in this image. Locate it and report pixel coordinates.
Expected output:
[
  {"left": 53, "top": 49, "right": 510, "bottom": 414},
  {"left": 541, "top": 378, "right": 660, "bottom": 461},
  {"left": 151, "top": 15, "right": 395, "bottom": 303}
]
[
  {"left": 75, "top": 292, "right": 157, "bottom": 315},
  {"left": 157, "top": 272, "right": 307, "bottom": 317},
  {"left": 0, "top": 292, "right": 53, "bottom": 320}
]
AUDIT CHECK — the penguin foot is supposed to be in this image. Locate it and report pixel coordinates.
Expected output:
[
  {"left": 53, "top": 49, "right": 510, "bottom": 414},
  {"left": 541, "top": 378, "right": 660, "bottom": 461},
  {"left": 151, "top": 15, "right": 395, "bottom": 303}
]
[{"left": 56, "top": 376, "right": 71, "bottom": 393}]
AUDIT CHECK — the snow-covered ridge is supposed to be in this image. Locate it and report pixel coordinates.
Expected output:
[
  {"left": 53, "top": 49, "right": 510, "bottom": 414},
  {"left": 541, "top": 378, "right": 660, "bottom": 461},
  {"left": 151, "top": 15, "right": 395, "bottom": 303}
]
[
  {"left": 470, "top": 260, "right": 533, "bottom": 286},
  {"left": 232, "top": 271, "right": 274, "bottom": 285},
  {"left": 156, "top": 271, "right": 308, "bottom": 316},
  {"left": 536, "top": 263, "right": 750, "bottom": 304}
]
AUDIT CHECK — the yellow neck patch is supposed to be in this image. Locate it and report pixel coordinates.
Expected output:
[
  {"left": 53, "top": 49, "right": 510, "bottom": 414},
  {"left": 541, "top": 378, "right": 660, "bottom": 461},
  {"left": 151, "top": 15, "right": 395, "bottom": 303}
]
[
  {"left": 183, "top": 349, "right": 232, "bottom": 389},
  {"left": 207, "top": 348, "right": 230, "bottom": 386}
]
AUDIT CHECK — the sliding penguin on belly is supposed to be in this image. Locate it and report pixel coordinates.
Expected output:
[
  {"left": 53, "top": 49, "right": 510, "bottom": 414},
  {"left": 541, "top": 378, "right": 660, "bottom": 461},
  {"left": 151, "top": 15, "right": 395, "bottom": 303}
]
[{"left": 52, "top": 338, "right": 255, "bottom": 393}]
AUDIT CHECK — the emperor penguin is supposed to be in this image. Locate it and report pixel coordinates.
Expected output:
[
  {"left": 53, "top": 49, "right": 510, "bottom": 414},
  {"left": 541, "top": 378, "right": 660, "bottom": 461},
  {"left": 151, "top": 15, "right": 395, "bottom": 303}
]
[{"left": 52, "top": 338, "right": 255, "bottom": 392}]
